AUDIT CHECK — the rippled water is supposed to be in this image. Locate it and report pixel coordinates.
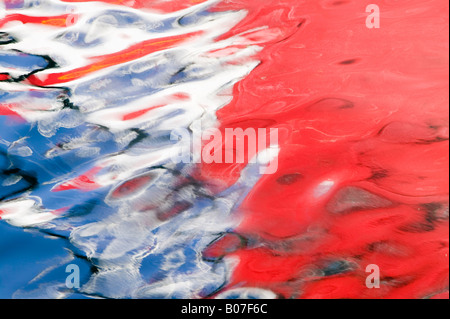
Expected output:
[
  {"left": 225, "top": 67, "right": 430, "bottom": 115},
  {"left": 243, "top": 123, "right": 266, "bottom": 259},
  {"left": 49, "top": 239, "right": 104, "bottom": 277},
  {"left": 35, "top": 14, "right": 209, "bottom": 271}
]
[{"left": 0, "top": 0, "right": 448, "bottom": 299}]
